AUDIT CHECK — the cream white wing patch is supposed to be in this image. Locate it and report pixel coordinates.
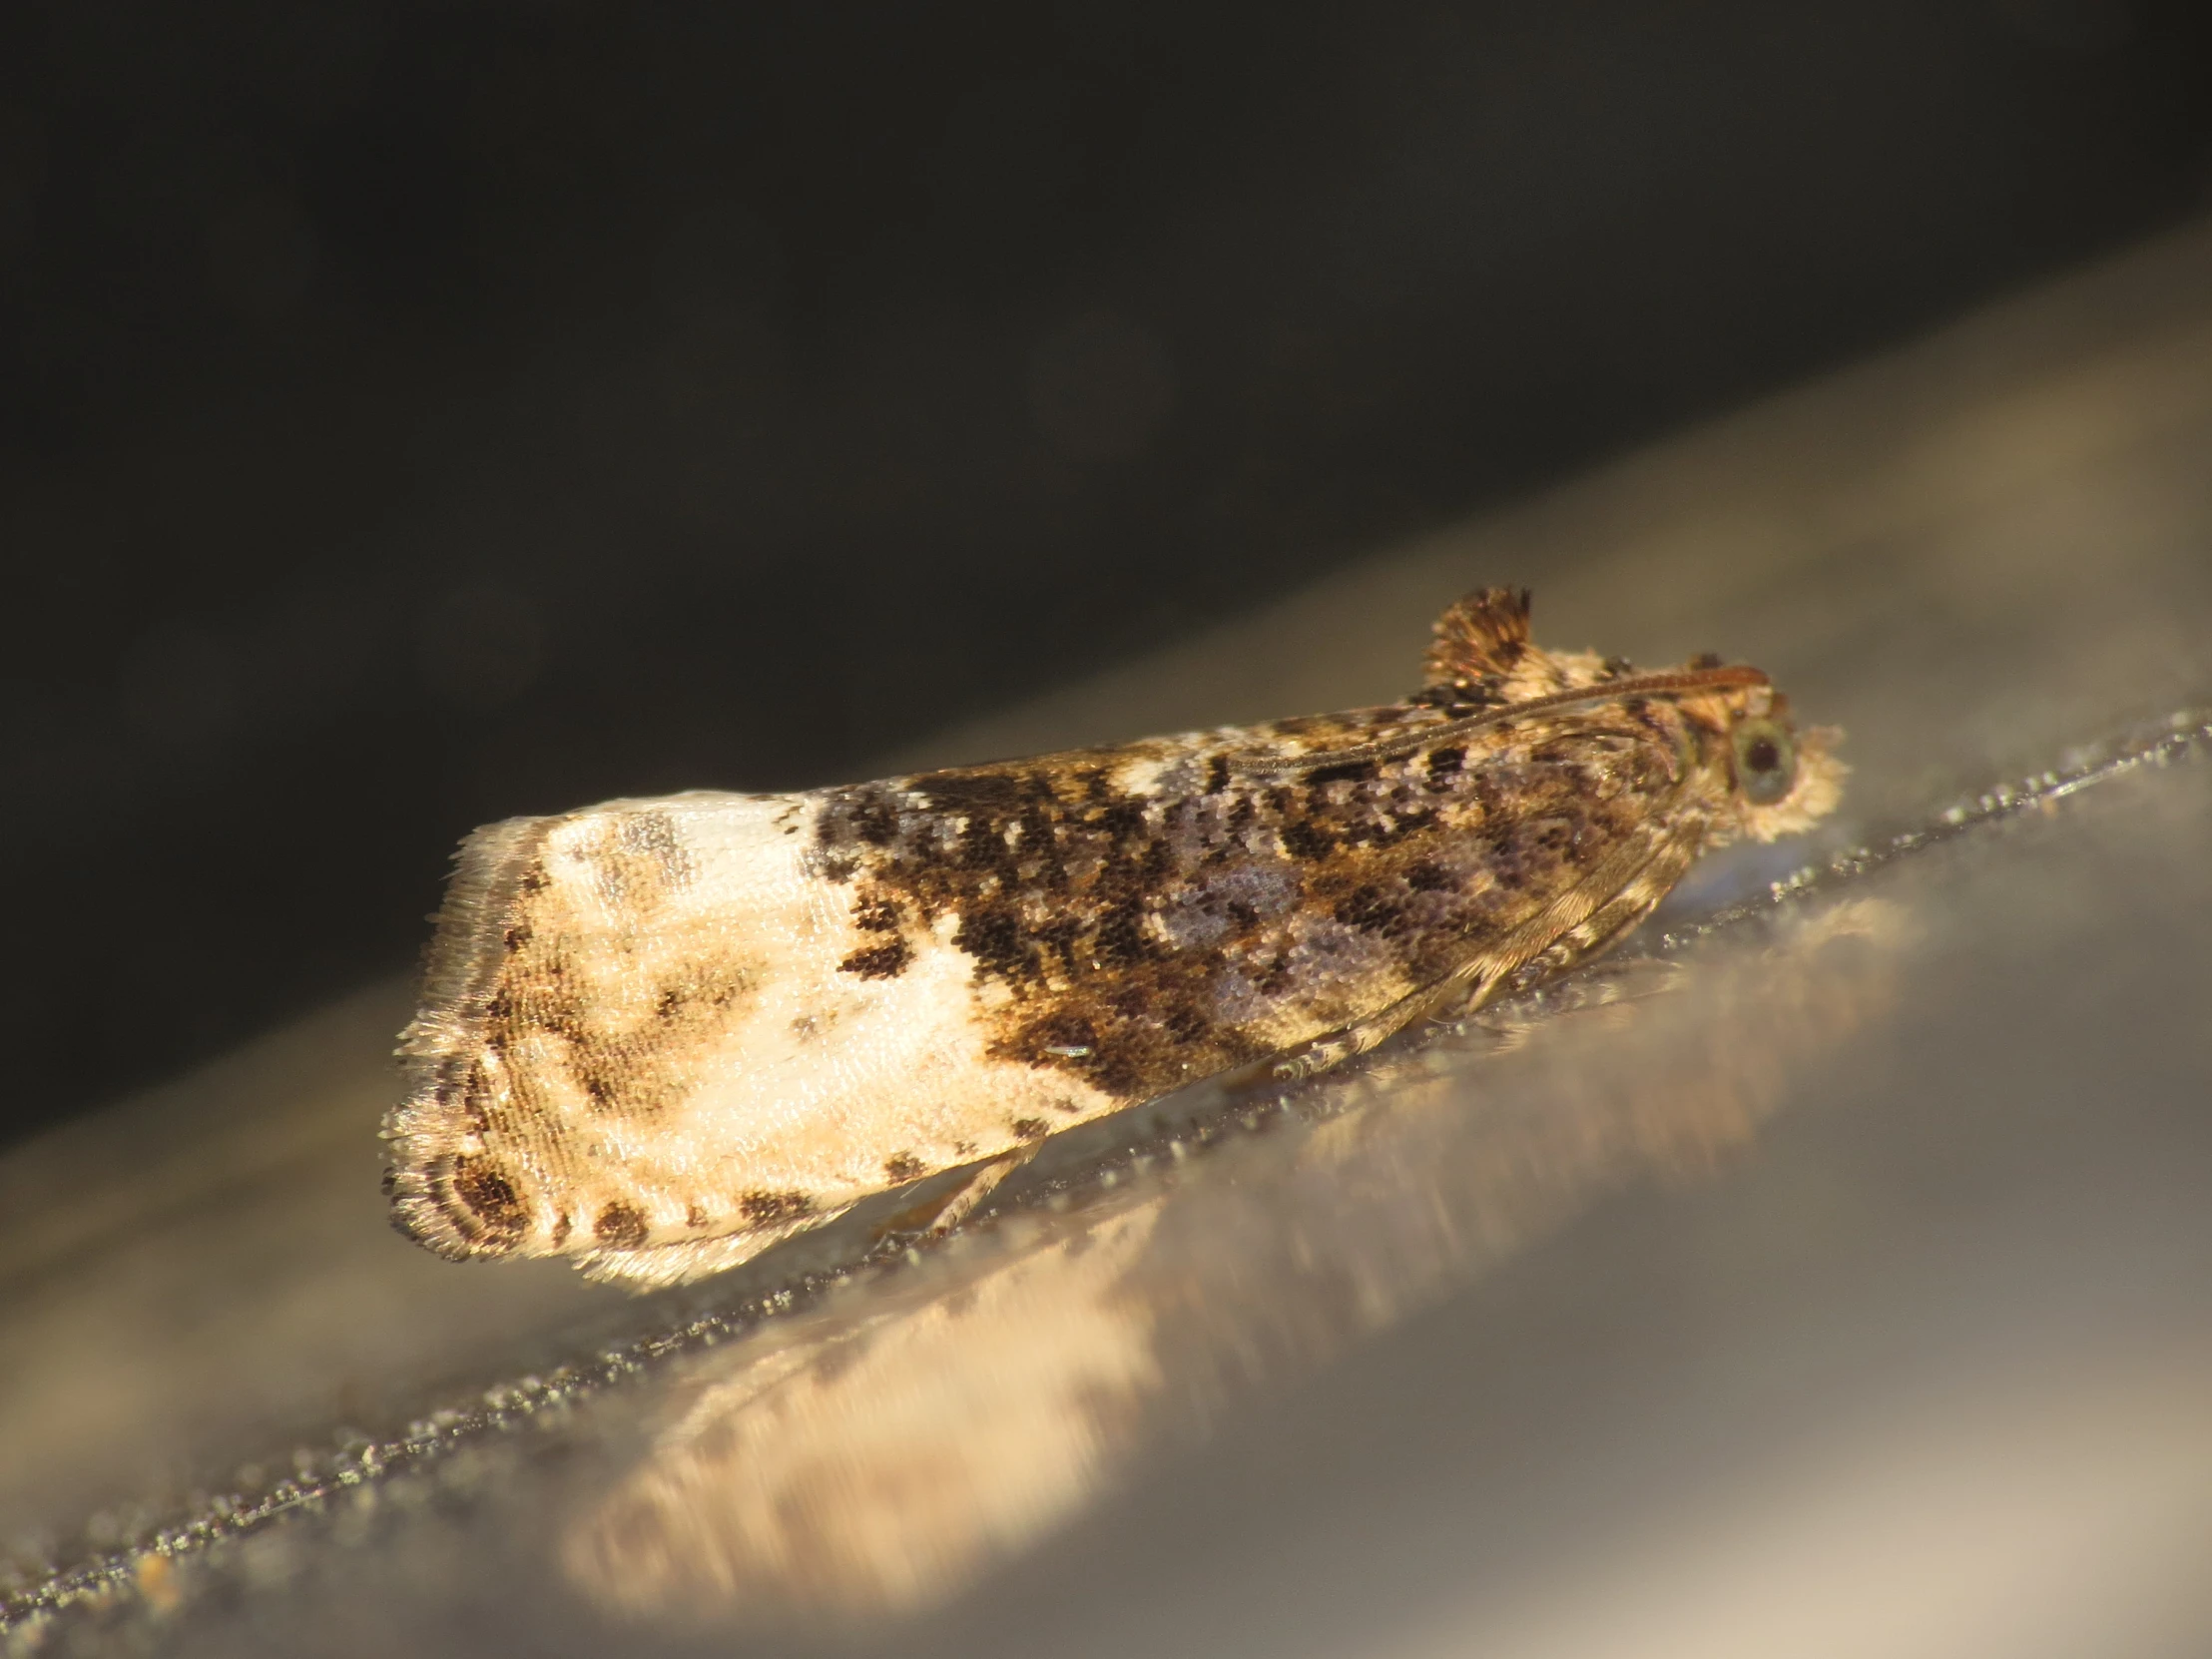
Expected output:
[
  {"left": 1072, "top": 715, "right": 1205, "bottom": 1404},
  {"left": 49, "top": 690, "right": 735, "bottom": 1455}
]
[{"left": 385, "top": 791, "right": 1115, "bottom": 1277}]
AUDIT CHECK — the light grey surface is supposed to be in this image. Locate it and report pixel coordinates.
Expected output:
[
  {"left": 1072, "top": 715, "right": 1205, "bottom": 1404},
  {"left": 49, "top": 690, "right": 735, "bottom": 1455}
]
[{"left": 5, "top": 220, "right": 2212, "bottom": 1656}]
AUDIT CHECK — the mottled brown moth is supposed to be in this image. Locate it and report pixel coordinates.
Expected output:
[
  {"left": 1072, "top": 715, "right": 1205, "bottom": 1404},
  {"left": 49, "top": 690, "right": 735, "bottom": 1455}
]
[{"left": 385, "top": 588, "right": 1843, "bottom": 1287}]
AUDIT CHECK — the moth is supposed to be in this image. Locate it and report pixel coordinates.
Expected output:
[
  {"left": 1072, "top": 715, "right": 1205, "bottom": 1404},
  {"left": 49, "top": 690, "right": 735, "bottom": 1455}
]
[{"left": 385, "top": 588, "right": 1843, "bottom": 1287}]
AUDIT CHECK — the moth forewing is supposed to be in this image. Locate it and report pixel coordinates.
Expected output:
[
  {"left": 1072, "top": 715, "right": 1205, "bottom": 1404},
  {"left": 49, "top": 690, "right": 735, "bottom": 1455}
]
[{"left": 384, "top": 588, "right": 1843, "bottom": 1286}]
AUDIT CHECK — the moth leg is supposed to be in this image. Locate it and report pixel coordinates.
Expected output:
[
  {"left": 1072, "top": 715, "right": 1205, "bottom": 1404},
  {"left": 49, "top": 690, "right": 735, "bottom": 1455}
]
[
  {"left": 1272, "top": 977, "right": 1470, "bottom": 1083},
  {"left": 1450, "top": 853, "right": 1686, "bottom": 1024},
  {"left": 874, "top": 1144, "right": 1041, "bottom": 1243},
  {"left": 1463, "top": 957, "right": 1689, "bottom": 1053},
  {"left": 925, "top": 1144, "right": 1040, "bottom": 1236}
]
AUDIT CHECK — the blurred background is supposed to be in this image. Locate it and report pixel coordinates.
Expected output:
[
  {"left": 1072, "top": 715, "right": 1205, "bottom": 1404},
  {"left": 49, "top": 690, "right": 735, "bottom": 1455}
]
[{"left": 6, "top": 0, "right": 2212, "bottom": 1147}]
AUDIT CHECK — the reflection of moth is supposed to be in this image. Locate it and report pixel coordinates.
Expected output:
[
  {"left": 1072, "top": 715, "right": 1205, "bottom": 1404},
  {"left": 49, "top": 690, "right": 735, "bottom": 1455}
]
[
  {"left": 560, "top": 895, "right": 1907, "bottom": 1630},
  {"left": 385, "top": 589, "right": 1843, "bottom": 1285},
  {"left": 564, "top": 1201, "right": 1166, "bottom": 1621}
]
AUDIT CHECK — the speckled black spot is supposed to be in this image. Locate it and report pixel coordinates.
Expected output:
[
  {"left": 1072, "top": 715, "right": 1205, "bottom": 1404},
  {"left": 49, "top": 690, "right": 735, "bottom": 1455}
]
[
  {"left": 450, "top": 1157, "right": 525, "bottom": 1249},
  {"left": 1094, "top": 896, "right": 1152, "bottom": 966},
  {"left": 853, "top": 895, "right": 903, "bottom": 932},
  {"left": 1409, "top": 681, "right": 1507, "bottom": 712},
  {"left": 839, "top": 937, "right": 912, "bottom": 979},
  {"left": 456, "top": 1061, "right": 494, "bottom": 1136},
  {"left": 884, "top": 1153, "right": 927, "bottom": 1182},
  {"left": 953, "top": 904, "right": 1030, "bottom": 980},
  {"left": 740, "top": 1191, "right": 815, "bottom": 1224},
  {"left": 851, "top": 799, "right": 900, "bottom": 846},
  {"left": 1303, "top": 759, "right": 1379, "bottom": 786},
  {"left": 686, "top": 1202, "right": 711, "bottom": 1229},
  {"left": 594, "top": 1201, "right": 649, "bottom": 1250},
  {"left": 1010, "top": 1117, "right": 1049, "bottom": 1142},
  {"left": 918, "top": 770, "right": 1027, "bottom": 815},
  {"left": 1162, "top": 999, "right": 1212, "bottom": 1041},
  {"left": 1335, "top": 884, "right": 1400, "bottom": 932}
]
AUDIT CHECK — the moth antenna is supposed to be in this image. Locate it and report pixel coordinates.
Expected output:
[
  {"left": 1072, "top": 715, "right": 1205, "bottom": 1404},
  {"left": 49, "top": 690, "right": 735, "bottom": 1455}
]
[{"left": 1234, "top": 665, "right": 1770, "bottom": 777}]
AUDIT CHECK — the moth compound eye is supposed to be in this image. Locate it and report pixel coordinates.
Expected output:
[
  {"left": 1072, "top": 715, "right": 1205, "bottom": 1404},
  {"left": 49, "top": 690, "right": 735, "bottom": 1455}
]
[{"left": 1731, "top": 718, "right": 1797, "bottom": 806}]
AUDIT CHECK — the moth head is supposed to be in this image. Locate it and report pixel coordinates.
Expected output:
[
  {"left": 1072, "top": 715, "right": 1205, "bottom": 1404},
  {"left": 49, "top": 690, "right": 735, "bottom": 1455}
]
[{"left": 1721, "top": 690, "right": 1846, "bottom": 841}]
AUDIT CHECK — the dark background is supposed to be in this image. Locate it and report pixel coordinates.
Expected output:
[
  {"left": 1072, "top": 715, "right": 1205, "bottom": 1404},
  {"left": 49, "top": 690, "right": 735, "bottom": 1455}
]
[{"left": 3, "top": 0, "right": 2208, "bottom": 1148}]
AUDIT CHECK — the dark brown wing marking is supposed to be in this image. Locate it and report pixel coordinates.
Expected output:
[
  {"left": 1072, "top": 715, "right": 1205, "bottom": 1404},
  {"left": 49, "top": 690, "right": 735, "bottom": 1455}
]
[{"left": 811, "top": 701, "right": 1701, "bottom": 1109}]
